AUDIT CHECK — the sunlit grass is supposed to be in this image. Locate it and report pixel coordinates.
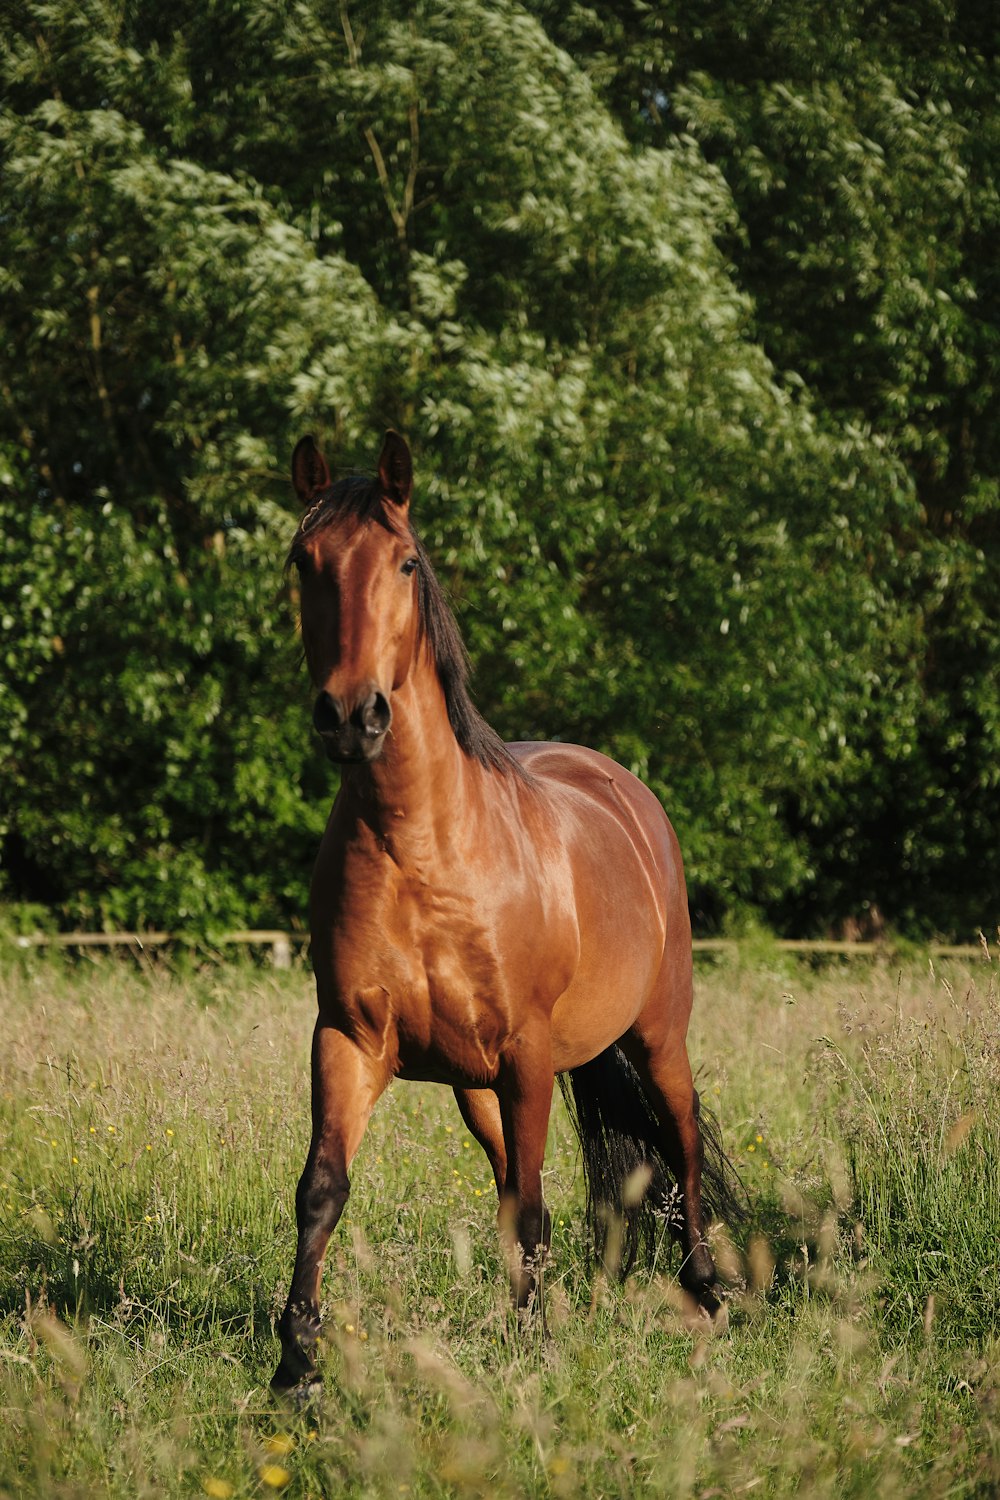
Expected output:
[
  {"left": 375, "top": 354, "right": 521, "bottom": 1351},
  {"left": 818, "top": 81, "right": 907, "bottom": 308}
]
[{"left": 1, "top": 951, "right": 999, "bottom": 1496}]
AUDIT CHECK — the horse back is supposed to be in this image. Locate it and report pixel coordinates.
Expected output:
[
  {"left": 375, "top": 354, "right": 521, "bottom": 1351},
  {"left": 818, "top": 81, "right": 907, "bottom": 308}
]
[{"left": 511, "top": 741, "right": 685, "bottom": 890}]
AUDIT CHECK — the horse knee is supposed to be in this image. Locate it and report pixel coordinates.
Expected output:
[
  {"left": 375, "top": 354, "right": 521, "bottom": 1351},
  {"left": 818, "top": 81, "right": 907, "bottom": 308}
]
[{"left": 296, "top": 1157, "right": 350, "bottom": 1234}]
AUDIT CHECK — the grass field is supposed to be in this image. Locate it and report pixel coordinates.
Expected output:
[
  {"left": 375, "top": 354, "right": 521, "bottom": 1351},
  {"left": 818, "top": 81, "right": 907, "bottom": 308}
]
[{"left": 1, "top": 947, "right": 998, "bottom": 1497}]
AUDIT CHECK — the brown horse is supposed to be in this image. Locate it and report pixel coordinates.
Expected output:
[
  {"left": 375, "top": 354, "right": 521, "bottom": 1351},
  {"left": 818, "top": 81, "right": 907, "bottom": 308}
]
[{"left": 273, "top": 430, "right": 736, "bottom": 1394}]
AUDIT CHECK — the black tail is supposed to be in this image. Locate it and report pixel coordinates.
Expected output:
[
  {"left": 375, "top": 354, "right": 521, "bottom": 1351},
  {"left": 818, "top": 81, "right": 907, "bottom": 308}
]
[{"left": 558, "top": 1045, "right": 745, "bottom": 1276}]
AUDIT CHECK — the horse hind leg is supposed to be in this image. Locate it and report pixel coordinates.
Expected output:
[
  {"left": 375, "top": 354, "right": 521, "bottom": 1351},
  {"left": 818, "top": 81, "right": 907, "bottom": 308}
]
[{"left": 625, "top": 1036, "right": 721, "bottom": 1315}]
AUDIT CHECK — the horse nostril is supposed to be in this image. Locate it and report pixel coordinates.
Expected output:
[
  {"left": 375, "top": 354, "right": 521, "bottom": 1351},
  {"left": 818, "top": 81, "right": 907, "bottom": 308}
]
[
  {"left": 313, "top": 691, "right": 345, "bottom": 736},
  {"left": 357, "top": 690, "right": 391, "bottom": 738}
]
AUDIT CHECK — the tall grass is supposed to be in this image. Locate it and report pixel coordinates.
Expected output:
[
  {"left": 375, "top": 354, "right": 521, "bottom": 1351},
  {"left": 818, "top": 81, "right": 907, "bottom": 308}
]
[
  {"left": 1, "top": 951, "right": 998, "bottom": 1496},
  {"left": 827, "top": 964, "right": 1000, "bottom": 1348}
]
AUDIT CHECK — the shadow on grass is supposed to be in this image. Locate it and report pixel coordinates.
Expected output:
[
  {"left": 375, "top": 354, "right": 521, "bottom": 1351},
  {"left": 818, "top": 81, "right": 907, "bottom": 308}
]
[{"left": 0, "top": 1219, "right": 280, "bottom": 1355}]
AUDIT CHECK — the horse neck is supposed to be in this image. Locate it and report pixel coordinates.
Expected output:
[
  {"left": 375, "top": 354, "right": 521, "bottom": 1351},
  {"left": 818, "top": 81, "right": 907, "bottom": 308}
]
[{"left": 339, "top": 648, "right": 479, "bottom": 856}]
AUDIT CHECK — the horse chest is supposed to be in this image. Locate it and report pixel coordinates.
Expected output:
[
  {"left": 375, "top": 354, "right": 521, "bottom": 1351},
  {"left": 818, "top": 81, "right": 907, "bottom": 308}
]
[{"left": 321, "top": 867, "right": 519, "bottom": 1084}]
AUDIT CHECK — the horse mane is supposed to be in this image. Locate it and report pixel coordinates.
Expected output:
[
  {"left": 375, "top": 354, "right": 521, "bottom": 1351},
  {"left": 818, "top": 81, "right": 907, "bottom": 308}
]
[{"left": 289, "top": 476, "right": 525, "bottom": 779}]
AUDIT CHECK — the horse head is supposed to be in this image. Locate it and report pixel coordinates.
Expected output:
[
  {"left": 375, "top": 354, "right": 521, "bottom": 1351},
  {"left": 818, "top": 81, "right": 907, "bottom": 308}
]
[{"left": 290, "top": 430, "right": 419, "bottom": 763}]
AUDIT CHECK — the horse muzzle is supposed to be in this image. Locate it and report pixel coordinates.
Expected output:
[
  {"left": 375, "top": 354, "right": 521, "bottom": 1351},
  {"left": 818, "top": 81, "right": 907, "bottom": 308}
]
[{"left": 313, "top": 688, "right": 391, "bottom": 762}]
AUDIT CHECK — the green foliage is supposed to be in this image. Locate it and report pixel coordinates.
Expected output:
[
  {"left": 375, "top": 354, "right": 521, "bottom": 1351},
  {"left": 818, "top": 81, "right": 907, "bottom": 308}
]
[
  {"left": 1, "top": 0, "right": 997, "bottom": 932},
  {"left": 532, "top": 0, "right": 1000, "bottom": 931}
]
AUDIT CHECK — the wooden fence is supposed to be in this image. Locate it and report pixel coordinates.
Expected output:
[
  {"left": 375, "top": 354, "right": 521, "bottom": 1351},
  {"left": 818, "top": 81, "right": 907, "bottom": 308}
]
[
  {"left": 10, "top": 929, "right": 306, "bottom": 968},
  {"left": 8, "top": 931, "right": 990, "bottom": 967}
]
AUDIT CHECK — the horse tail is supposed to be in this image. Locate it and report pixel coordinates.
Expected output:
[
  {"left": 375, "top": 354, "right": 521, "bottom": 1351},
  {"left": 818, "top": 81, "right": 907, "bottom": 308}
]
[{"left": 557, "top": 1045, "right": 745, "bottom": 1276}]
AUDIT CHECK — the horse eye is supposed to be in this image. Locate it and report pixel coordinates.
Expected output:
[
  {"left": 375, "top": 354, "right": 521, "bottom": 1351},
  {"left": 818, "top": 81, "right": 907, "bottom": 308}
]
[{"left": 400, "top": 557, "right": 418, "bottom": 577}]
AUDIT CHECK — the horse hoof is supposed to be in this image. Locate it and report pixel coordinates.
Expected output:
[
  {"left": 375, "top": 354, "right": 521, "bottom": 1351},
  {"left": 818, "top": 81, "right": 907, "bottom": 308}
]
[
  {"left": 682, "top": 1292, "right": 729, "bottom": 1336},
  {"left": 271, "top": 1373, "right": 323, "bottom": 1411},
  {"left": 706, "top": 1298, "right": 729, "bottom": 1335}
]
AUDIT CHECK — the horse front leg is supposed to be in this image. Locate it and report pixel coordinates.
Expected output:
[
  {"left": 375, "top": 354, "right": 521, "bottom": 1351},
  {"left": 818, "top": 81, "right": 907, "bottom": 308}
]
[
  {"left": 453, "top": 1085, "right": 507, "bottom": 1198},
  {"left": 496, "top": 1028, "right": 554, "bottom": 1311},
  {"left": 273, "top": 1022, "right": 385, "bottom": 1396}
]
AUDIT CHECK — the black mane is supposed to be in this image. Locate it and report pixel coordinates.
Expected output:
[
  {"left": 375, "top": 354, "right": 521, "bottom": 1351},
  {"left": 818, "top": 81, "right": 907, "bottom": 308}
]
[{"left": 289, "top": 476, "right": 525, "bottom": 778}]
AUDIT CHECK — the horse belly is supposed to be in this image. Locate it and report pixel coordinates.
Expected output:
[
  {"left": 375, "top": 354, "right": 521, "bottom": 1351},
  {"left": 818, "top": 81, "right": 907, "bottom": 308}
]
[
  {"left": 548, "top": 879, "right": 667, "bottom": 1071},
  {"left": 518, "top": 749, "right": 686, "bottom": 1073}
]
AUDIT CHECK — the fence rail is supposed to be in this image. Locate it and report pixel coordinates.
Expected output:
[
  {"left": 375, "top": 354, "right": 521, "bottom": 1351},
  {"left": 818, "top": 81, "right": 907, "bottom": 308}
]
[
  {"left": 689, "top": 938, "right": 989, "bottom": 959},
  {"left": 11, "top": 929, "right": 308, "bottom": 967},
  {"left": 7, "top": 930, "right": 991, "bottom": 966}
]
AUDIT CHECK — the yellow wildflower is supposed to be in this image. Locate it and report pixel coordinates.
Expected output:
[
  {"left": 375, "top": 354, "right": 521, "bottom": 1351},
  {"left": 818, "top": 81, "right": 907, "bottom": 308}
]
[
  {"left": 202, "top": 1479, "right": 234, "bottom": 1499},
  {"left": 264, "top": 1433, "right": 295, "bottom": 1457},
  {"left": 259, "top": 1464, "right": 290, "bottom": 1489}
]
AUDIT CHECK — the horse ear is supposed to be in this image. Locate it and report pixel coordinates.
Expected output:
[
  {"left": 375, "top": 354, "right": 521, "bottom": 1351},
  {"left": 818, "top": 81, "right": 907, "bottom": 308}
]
[
  {"left": 377, "top": 430, "right": 413, "bottom": 510},
  {"left": 291, "top": 435, "right": 331, "bottom": 504}
]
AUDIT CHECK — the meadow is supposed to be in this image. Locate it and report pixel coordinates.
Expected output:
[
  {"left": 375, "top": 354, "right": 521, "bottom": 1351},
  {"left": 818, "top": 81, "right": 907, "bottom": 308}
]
[{"left": 1, "top": 946, "right": 998, "bottom": 1498}]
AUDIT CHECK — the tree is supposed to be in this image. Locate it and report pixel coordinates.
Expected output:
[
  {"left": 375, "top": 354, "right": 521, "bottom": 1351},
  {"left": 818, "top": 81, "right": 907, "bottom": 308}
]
[
  {"left": 531, "top": 0, "right": 1000, "bottom": 933},
  {"left": 2, "top": 0, "right": 994, "bottom": 935}
]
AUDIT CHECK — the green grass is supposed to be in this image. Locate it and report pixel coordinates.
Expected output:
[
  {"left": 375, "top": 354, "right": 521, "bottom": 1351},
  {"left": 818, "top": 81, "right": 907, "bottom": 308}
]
[{"left": 1, "top": 952, "right": 998, "bottom": 1497}]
